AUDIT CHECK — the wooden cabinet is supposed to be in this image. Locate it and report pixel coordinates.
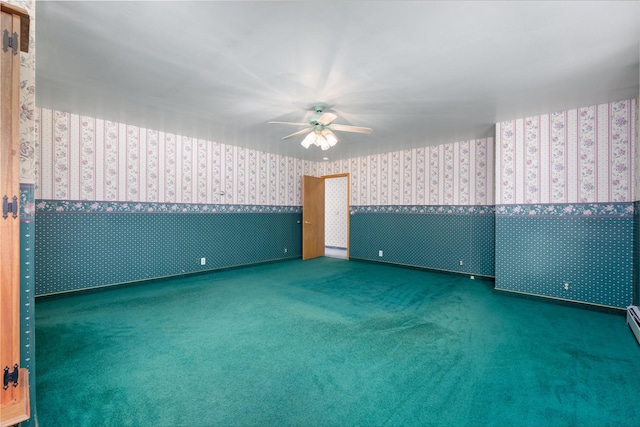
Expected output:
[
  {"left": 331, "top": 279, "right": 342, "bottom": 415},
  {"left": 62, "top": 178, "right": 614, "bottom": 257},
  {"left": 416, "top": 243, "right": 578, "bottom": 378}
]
[{"left": 0, "top": 3, "right": 30, "bottom": 426}]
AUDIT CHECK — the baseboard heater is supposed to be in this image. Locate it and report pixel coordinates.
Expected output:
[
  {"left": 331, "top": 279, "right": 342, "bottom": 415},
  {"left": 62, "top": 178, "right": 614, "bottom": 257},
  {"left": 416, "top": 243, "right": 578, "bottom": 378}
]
[{"left": 627, "top": 306, "right": 640, "bottom": 345}]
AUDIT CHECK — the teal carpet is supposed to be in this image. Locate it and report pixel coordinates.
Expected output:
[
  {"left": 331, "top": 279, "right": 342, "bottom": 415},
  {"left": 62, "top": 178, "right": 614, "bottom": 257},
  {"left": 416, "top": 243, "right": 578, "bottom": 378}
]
[{"left": 35, "top": 258, "right": 640, "bottom": 426}]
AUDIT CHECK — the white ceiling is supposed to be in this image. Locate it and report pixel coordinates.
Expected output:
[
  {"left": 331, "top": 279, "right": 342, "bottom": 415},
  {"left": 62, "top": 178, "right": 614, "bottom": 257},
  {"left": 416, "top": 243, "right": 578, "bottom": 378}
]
[{"left": 36, "top": 1, "right": 639, "bottom": 162}]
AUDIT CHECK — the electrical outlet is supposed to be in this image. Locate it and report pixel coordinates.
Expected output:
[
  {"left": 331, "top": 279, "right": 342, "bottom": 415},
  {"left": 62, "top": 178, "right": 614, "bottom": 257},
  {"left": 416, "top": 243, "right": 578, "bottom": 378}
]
[
  {"left": 200, "top": 257, "right": 206, "bottom": 266},
  {"left": 284, "top": 248, "right": 288, "bottom": 253},
  {"left": 459, "top": 260, "right": 463, "bottom": 266},
  {"left": 470, "top": 275, "right": 475, "bottom": 280},
  {"left": 379, "top": 250, "right": 383, "bottom": 257},
  {"left": 563, "top": 282, "right": 569, "bottom": 291}
]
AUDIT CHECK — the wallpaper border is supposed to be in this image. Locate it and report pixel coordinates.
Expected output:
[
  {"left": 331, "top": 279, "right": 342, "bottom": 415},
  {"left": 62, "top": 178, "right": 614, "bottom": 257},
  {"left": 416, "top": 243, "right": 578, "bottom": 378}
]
[
  {"left": 495, "top": 202, "right": 633, "bottom": 218},
  {"left": 350, "top": 205, "right": 495, "bottom": 215},
  {"left": 35, "top": 199, "right": 302, "bottom": 214}
]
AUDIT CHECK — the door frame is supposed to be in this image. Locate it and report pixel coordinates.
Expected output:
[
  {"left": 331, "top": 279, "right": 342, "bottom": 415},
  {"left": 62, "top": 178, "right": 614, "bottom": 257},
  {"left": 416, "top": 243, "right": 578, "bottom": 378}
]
[
  {"left": 1, "top": 4, "right": 31, "bottom": 426},
  {"left": 321, "top": 173, "right": 350, "bottom": 260}
]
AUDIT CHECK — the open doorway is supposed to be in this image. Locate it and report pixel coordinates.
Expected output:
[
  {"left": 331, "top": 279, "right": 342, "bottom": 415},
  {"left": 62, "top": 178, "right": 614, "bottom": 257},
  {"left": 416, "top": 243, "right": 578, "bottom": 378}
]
[{"left": 323, "top": 174, "right": 349, "bottom": 260}]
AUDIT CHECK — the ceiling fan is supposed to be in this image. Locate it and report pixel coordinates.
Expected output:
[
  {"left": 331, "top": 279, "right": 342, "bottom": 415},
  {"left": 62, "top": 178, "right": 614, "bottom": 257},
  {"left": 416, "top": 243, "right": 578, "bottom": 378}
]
[{"left": 268, "top": 105, "right": 372, "bottom": 150}]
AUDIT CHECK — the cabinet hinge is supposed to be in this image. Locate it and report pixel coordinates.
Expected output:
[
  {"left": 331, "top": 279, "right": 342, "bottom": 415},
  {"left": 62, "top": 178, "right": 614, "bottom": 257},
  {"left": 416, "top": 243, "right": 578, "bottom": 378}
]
[
  {"left": 2, "top": 29, "right": 18, "bottom": 55},
  {"left": 3, "top": 364, "right": 19, "bottom": 389},
  {"left": 2, "top": 195, "right": 18, "bottom": 219}
]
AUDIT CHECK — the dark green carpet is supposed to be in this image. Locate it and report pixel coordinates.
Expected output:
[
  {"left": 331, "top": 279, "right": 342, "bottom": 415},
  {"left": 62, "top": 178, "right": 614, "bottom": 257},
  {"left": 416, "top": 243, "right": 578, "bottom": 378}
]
[{"left": 35, "top": 258, "right": 640, "bottom": 426}]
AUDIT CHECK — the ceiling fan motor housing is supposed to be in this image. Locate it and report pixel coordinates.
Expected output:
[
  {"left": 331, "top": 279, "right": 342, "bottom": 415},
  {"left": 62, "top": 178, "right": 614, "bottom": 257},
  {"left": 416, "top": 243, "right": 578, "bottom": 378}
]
[{"left": 308, "top": 104, "right": 326, "bottom": 123}]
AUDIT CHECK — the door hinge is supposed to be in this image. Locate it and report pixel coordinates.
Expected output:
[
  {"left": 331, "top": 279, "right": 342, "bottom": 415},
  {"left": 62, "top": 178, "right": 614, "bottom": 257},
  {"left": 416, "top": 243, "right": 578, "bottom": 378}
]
[
  {"left": 3, "top": 364, "right": 19, "bottom": 389},
  {"left": 2, "top": 29, "right": 19, "bottom": 56},
  {"left": 2, "top": 195, "right": 18, "bottom": 219}
]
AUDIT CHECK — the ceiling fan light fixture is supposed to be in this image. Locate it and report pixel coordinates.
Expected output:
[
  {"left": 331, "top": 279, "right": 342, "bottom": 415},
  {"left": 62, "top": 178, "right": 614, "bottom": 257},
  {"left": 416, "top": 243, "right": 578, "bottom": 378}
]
[
  {"left": 324, "top": 132, "right": 338, "bottom": 147},
  {"left": 316, "top": 134, "right": 330, "bottom": 150},
  {"left": 300, "top": 132, "right": 315, "bottom": 149}
]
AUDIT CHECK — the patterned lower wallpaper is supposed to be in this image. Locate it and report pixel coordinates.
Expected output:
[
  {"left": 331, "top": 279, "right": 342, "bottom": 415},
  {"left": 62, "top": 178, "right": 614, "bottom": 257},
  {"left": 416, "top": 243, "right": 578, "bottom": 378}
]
[
  {"left": 15, "top": 184, "right": 37, "bottom": 427},
  {"left": 495, "top": 202, "right": 634, "bottom": 309},
  {"left": 19, "top": 185, "right": 35, "bottom": 407},
  {"left": 349, "top": 205, "right": 495, "bottom": 276},
  {"left": 35, "top": 200, "right": 302, "bottom": 295},
  {"left": 33, "top": 198, "right": 640, "bottom": 307}
]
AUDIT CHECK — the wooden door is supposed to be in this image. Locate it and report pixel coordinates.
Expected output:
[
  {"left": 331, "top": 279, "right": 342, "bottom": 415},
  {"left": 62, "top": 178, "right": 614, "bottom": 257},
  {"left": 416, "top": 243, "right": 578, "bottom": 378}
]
[
  {"left": 302, "top": 175, "right": 325, "bottom": 260},
  {"left": 0, "top": 3, "right": 30, "bottom": 426}
]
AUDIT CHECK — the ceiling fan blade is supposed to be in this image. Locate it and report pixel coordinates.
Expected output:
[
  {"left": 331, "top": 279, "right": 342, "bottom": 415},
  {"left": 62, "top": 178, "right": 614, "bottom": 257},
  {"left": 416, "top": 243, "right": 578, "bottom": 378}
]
[
  {"left": 268, "top": 121, "right": 310, "bottom": 126},
  {"left": 316, "top": 112, "right": 337, "bottom": 125},
  {"left": 329, "top": 124, "right": 373, "bottom": 134},
  {"left": 282, "top": 127, "right": 312, "bottom": 140}
]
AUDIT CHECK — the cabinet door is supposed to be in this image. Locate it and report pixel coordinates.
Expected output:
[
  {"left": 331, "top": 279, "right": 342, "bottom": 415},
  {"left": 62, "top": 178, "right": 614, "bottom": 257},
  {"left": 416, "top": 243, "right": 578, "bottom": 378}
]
[{"left": 0, "top": 4, "right": 30, "bottom": 426}]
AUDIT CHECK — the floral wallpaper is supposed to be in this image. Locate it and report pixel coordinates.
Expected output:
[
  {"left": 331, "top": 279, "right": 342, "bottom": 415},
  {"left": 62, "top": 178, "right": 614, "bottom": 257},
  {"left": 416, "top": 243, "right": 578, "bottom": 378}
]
[
  {"left": 35, "top": 98, "right": 638, "bottom": 209},
  {"left": 36, "top": 108, "right": 317, "bottom": 205},
  {"left": 317, "top": 138, "right": 495, "bottom": 207},
  {"left": 36, "top": 107, "right": 494, "bottom": 208},
  {"left": 496, "top": 99, "right": 635, "bottom": 205},
  {"left": 12, "top": 0, "right": 36, "bottom": 184}
]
